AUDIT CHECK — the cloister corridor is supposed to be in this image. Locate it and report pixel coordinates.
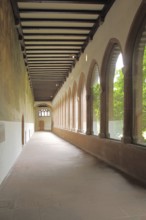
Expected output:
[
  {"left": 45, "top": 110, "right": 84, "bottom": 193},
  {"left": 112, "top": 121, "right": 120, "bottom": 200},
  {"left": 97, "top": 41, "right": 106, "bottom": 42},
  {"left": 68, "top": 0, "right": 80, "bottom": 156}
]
[{"left": 0, "top": 132, "right": 146, "bottom": 220}]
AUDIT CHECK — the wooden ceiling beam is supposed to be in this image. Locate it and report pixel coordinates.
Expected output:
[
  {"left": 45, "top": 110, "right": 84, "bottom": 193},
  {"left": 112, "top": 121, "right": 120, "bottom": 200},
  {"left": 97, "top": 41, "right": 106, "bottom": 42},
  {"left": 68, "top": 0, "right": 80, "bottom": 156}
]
[
  {"left": 28, "top": 67, "right": 70, "bottom": 70},
  {"left": 28, "top": 61, "right": 73, "bottom": 64},
  {"left": 32, "top": 79, "right": 64, "bottom": 82},
  {"left": 19, "top": 8, "right": 101, "bottom": 15},
  {"left": 25, "top": 40, "right": 84, "bottom": 43},
  {"left": 11, "top": 0, "right": 116, "bottom": 101},
  {"left": 27, "top": 58, "right": 74, "bottom": 63},
  {"left": 10, "top": 0, "right": 25, "bottom": 50},
  {"left": 27, "top": 59, "right": 74, "bottom": 61},
  {"left": 31, "top": 77, "right": 66, "bottom": 79},
  {"left": 25, "top": 44, "right": 83, "bottom": 48},
  {"left": 30, "top": 73, "right": 67, "bottom": 75},
  {"left": 28, "top": 64, "right": 72, "bottom": 67},
  {"left": 21, "top": 18, "right": 96, "bottom": 23},
  {"left": 82, "top": 0, "right": 115, "bottom": 52},
  {"left": 31, "top": 78, "right": 66, "bottom": 80},
  {"left": 17, "top": 0, "right": 107, "bottom": 4},
  {"left": 26, "top": 48, "right": 81, "bottom": 51},
  {"left": 24, "top": 33, "right": 88, "bottom": 37},
  {"left": 22, "top": 26, "right": 91, "bottom": 31}
]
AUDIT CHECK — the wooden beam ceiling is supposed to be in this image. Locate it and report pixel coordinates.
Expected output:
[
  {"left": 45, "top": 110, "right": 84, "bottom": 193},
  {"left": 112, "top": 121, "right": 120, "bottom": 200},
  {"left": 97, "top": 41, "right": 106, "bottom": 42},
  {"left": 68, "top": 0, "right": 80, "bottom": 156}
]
[{"left": 10, "top": 0, "right": 115, "bottom": 101}]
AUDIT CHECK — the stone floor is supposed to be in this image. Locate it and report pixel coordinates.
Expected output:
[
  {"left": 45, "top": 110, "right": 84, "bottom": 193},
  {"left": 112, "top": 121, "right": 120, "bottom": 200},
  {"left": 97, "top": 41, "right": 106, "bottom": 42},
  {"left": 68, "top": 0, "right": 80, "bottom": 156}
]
[{"left": 0, "top": 132, "right": 146, "bottom": 220}]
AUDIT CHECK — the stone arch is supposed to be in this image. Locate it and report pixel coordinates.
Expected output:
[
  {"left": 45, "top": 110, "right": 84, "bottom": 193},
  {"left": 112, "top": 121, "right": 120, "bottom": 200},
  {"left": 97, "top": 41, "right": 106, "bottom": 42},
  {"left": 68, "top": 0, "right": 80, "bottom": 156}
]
[
  {"left": 86, "top": 59, "right": 99, "bottom": 135},
  {"left": 77, "top": 72, "right": 86, "bottom": 97},
  {"left": 86, "top": 59, "right": 98, "bottom": 94},
  {"left": 100, "top": 38, "right": 123, "bottom": 138},
  {"left": 124, "top": 1, "right": 146, "bottom": 144}
]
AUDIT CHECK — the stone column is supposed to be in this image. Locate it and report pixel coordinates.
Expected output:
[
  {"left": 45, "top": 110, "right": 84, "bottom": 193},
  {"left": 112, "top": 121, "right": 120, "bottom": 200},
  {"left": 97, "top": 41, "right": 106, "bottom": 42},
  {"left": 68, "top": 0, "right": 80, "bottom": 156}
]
[
  {"left": 68, "top": 94, "right": 70, "bottom": 130},
  {"left": 122, "top": 65, "right": 133, "bottom": 143},
  {"left": 77, "top": 96, "right": 81, "bottom": 132},
  {"left": 86, "top": 93, "right": 93, "bottom": 135},
  {"left": 72, "top": 95, "right": 75, "bottom": 131},
  {"left": 99, "top": 81, "right": 107, "bottom": 138}
]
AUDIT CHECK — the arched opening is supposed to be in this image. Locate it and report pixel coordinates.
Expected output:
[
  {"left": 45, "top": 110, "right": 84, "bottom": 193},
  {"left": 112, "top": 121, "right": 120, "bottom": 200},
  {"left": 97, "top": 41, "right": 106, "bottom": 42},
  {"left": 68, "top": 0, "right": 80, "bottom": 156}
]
[
  {"left": 107, "top": 45, "right": 124, "bottom": 140},
  {"left": 91, "top": 64, "right": 100, "bottom": 135},
  {"left": 124, "top": 1, "right": 146, "bottom": 144},
  {"left": 133, "top": 17, "right": 146, "bottom": 145}
]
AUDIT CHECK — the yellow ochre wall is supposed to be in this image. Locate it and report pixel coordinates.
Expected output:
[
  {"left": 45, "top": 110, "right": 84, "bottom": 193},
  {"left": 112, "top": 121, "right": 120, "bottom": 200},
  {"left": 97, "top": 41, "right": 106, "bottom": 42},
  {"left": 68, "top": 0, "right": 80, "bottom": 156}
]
[{"left": 0, "top": 0, "right": 35, "bottom": 184}]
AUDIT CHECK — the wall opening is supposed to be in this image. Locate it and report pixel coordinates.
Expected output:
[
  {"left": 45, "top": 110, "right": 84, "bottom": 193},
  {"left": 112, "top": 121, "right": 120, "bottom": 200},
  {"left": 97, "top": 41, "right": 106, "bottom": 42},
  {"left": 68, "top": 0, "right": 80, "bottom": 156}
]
[{"left": 107, "top": 45, "right": 124, "bottom": 140}]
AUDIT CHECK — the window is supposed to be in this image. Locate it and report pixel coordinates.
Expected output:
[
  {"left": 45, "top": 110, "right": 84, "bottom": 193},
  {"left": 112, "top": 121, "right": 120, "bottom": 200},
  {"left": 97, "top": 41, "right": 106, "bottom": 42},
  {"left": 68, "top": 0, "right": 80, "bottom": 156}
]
[
  {"left": 81, "top": 85, "right": 86, "bottom": 133},
  {"left": 78, "top": 73, "right": 86, "bottom": 133},
  {"left": 72, "top": 82, "right": 78, "bottom": 131},
  {"left": 91, "top": 64, "right": 100, "bottom": 135},
  {"left": 39, "top": 109, "right": 50, "bottom": 117},
  {"left": 133, "top": 20, "right": 146, "bottom": 145},
  {"left": 107, "top": 46, "right": 124, "bottom": 140}
]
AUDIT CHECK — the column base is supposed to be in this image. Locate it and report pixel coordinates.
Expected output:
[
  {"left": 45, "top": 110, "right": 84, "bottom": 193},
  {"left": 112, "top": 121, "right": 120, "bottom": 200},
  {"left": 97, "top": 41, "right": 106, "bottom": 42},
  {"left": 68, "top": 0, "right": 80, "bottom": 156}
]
[
  {"left": 77, "top": 129, "right": 82, "bottom": 133},
  {"left": 121, "top": 136, "right": 132, "bottom": 144},
  {"left": 86, "top": 129, "right": 94, "bottom": 135}
]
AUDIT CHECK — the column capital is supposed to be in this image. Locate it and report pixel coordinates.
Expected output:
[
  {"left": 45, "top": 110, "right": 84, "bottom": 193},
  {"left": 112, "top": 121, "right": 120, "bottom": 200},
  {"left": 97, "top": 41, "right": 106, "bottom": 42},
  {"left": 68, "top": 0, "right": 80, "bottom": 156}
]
[{"left": 99, "top": 132, "right": 106, "bottom": 138}]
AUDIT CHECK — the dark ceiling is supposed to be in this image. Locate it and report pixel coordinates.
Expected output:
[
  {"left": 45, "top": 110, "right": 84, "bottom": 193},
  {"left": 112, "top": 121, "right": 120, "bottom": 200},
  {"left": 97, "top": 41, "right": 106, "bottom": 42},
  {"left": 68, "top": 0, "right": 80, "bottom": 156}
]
[{"left": 10, "top": 0, "right": 115, "bottom": 101}]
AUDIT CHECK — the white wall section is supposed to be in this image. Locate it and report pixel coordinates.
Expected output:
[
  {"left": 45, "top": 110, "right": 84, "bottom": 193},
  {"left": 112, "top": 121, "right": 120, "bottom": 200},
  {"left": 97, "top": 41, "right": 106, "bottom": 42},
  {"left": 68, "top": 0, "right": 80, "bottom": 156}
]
[{"left": 0, "top": 121, "right": 34, "bottom": 184}]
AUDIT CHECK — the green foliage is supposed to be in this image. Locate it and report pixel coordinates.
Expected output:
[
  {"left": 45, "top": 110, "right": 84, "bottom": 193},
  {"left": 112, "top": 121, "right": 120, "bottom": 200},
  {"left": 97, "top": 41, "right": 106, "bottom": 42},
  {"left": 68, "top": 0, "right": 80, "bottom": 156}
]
[
  {"left": 113, "top": 69, "right": 124, "bottom": 120},
  {"left": 90, "top": 47, "right": 146, "bottom": 141},
  {"left": 92, "top": 83, "right": 100, "bottom": 120}
]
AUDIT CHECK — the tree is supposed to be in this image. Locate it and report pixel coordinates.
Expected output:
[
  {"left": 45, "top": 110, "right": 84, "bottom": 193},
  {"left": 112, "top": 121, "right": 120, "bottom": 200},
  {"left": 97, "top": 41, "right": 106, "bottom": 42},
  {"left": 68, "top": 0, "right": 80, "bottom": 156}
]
[
  {"left": 113, "top": 69, "right": 124, "bottom": 120},
  {"left": 92, "top": 83, "right": 100, "bottom": 120}
]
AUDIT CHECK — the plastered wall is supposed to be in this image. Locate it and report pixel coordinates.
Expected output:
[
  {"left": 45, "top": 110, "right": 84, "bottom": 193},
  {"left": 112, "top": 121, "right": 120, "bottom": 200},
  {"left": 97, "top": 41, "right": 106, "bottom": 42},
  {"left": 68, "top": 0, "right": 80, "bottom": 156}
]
[
  {"left": 52, "top": 0, "right": 146, "bottom": 183},
  {"left": 0, "top": 0, "right": 35, "bottom": 184}
]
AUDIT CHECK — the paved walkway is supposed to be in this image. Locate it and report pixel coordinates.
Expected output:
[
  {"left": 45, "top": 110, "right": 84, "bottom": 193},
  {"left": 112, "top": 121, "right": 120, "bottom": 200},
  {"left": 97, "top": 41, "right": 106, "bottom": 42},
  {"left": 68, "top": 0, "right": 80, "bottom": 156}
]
[{"left": 0, "top": 132, "right": 146, "bottom": 220}]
